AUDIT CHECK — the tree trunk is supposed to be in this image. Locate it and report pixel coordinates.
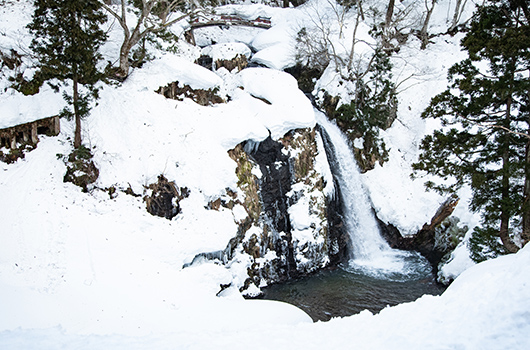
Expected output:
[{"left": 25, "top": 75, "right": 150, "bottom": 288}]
[
  {"left": 381, "top": 0, "right": 395, "bottom": 49},
  {"left": 522, "top": 138, "right": 530, "bottom": 247},
  {"left": 385, "top": 0, "right": 395, "bottom": 27},
  {"left": 500, "top": 96, "right": 519, "bottom": 253},
  {"left": 420, "top": 0, "right": 436, "bottom": 50},
  {"left": 73, "top": 74, "right": 82, "bottom": 149},
  {"left": 450, "top": 0, "right": 464, "bottom": 31},
  {"left": 118, "top": 38, "right": 132, "bottom": 79},
  {"left": 512, "top": 0, "right": 530, "bottom": 23},
  {"left": 522, "top": 74, "right": 530, "bottom": 247}
]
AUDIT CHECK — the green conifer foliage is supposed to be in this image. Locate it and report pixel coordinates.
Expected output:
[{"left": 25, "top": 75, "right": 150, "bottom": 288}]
[
  {"left": 334, "top": 49, "right": 397, "bottom": 171},
  {"left": 28, "top": 0, "right": 107, "bottom": 149},
  {"left": 413, "top": 1, "right": 530, "bottom": 261}
]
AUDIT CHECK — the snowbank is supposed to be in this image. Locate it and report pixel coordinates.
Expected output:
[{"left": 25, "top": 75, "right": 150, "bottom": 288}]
[
  {"left": 1, "top": 1, "right": 527, "bottom": 349},
  {"left": 1, "top": 244, "right": 529, "bottom": 349},
  {"left": 0, "top": 87, "right": 64, "bottom": 129}
]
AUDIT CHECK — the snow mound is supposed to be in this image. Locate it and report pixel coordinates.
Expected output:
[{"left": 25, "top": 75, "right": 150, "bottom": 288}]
[
  {"left": 202, "top": 42, "right": 252, "bottom": 61},
  {"left": 128, "top": 54, "right": 222, "bottom": 91},
  {"left": 0, "top": 87, "right": 64, "bottom": 129},
  {"left": 237, "top": 68, "right": 314, "bottom": 139}
]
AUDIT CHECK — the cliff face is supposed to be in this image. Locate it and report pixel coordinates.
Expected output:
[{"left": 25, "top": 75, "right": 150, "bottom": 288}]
[
  {"left": 188, "top": 127, "right": 341, "bottom": 295},
  {"left": 228, "top": 128, "right": 336, "bottom": 294}
]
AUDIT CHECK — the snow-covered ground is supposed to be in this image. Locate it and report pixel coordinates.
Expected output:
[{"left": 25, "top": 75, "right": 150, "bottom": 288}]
[{"left": 1, "top": 1, "right": 528, "bottom": 348}]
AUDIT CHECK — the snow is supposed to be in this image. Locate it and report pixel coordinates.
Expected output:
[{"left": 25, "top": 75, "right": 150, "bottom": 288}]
[
  {"left": 201, "top": 42, "right": 252, "bottom": 62},
  {"left": 1, "top": 0, "right": 528, "bottom": 349},
  {"left": 237, "top": 68, "right": 315, "bottom": 139},
  {"left": 0, "top": 87, "right": 64, "bottom": 129},
  {"left": 2, "top": 245, "right": 530, "bottom": 349},
  {"left": 128, "top": 54, "right": 223, "bottom": 90},
  {"left": 250, "top": 21, "right": 298, "bottom": 69},
  {"left": 362, "top": 32, "right": 473, "bottom": 236}
]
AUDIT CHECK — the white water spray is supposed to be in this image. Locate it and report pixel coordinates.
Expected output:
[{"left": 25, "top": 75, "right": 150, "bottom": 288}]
[{"left": 317, "top": 112, "right": 409, "bottom": 273}]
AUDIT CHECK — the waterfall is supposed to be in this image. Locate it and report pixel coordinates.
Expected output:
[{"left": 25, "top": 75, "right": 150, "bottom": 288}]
[{"left": 316, "top": 112, "right": 407, "bottom": 273}]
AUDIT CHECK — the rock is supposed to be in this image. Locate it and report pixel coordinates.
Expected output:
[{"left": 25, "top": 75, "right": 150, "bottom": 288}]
[
  {"left": 156, "top": 81, "right": 224, "bottom": 106},
  {"left": 215, "top": 54, "right": 248, "bottom": 72},
  {"left": 144, "top": 175, "right": 189, "bottom": 220},
  {"left": 378, "top": 195, "right": 462, "bottom": 274},
  {"left": 63, "top": 146, "right": 99, "bottom": 193},
  {"left": 188, "top": 128, "right": 338, "bottom": 294}
]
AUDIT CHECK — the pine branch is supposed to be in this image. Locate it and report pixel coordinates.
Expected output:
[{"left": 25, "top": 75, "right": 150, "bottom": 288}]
[{"left": 489, "top": 124, "right": 530, "bottom": 140}]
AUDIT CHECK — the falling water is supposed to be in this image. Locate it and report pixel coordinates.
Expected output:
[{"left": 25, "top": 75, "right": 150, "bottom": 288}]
[
  {"left": 316, "top": 112, "right": 412, "bottom": 274},
  {"left": 261, "top": 112, "right": 444, "bottom": 320}
]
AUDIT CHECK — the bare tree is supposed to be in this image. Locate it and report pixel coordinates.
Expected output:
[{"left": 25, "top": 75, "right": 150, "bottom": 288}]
[
  {"left": 419, "top": 0, "right": 437, "bottom": 49},
  {"left": 449, "top": 0, "right": 467, "bottom": 32},
  {"left": 385, "top": 0, "right": 395, "bottom": 27},
  {"left": 100, "top": 0, "right": 194, "bottom": 79},
  {"left": 296, "top": 0, "right": 344, "bottom": 72}
]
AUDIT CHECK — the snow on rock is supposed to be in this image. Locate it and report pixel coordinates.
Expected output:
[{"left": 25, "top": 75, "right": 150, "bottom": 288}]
[
  {"left": 289, "top": 190, "right": 313, "bottom": 231},
  {"left": 250, "top": 21, "right": 297, "bottom": 70},
  {"left": 88, "top": 62, "right": 315, "bottom": 198},
  {"left": 237, "top": 68, "right": 315, "bottom": 139},
  {"left": 438, "top": 241, "right": 475, "bottom": 284},
  {"left": 201, "top": 42, "right": 252, "bottom": 61},
  {"left": 251, "top": 42, "right": 296, "bottom": 70},
  {"left": 1, "top": 1, "right": 528, "bottom": 349},
  {"left": 0, "top": 87, "right": 64, "bottom": 129},
  {"left": 127, "top": 54, "right": 222, "bottom": 91}
]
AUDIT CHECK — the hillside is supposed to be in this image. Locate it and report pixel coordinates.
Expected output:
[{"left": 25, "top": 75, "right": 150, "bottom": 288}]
[{"left": 1, "top": 0, "right": 529, "bottom": 348}]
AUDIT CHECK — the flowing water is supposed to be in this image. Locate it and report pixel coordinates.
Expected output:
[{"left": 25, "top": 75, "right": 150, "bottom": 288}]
[{"left": 261, "top": 112, "right": 445, "bottom": 321}]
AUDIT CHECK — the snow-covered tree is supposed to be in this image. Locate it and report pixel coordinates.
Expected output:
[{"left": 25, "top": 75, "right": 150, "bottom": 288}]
[
  {"left": 28, "top": 0, "right": 107, "bottom": 149},
  {"left": 100, "top": 0, "right": 198, "bottom": 79},
  {"left": 413, "top": 0, "right": 530, "bottom": 261}
]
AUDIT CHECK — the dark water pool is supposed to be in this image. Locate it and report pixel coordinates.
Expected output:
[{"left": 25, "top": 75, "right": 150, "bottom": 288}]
[{"left": 261, "top": 253, "right": 446, "bottom": 322}]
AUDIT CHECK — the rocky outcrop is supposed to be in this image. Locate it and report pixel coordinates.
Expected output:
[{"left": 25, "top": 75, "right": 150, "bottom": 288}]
[
  {"left": 378, "top": 195, "right": 466, "bottom": 276},
  {"left": 156, "top": 81, "right": 224, "bottom": 106},
  {"left": 63, "top": 146, "right": 99, "bottom": 193},
  {"left": 228, "top": 131, "right": 331, "bottom": 289},
  {"left": 144, "top": 175, "right": 189, "bottom": 220},
  {"left": 215, "top": 54, "right": 248, "bottom": 73},
  {"left": 284, "top": 64, "right": 322, "bottom": 94},
  {"left": 189, "top": 128, "right": 339, "bottom": 295}
]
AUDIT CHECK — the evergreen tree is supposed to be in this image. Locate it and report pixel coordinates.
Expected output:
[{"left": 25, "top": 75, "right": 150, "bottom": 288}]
[
  {"left": 28, "top": 0, "right": 107, "bottom": 149},
  {"left": 333, "top": 49, "right": 397, "bottom": 171},
  {"left": 413, "top": 0, "right": 530, "bottom": 260}
]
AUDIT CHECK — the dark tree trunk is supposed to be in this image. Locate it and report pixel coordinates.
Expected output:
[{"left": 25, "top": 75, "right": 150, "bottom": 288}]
[
  {"left": 522, "top": 69, "right": 530, "bottom": 248},
  {"left": 521, "top": 139, "right": 530, "bottom": 246},
  {"left": 450, "top": 0, "right": 463, "bottom": 31},
  {"left": 420, "top": 0, "right": 436, "bottom": 50},
  {"left": 73, "top": 74, "right": 82, "bottom": 149},
  {"left": 385, "top": 0, "right": 395, "bottom": 27},
  {"left": 511, "top": 0, "right": 530, "bottom": 23},
  {"left": 118, "top": 38, "right": 132, "bottom": 79},
  {"left": 500, "top": 97, "right": 519, "bottom": 253}
]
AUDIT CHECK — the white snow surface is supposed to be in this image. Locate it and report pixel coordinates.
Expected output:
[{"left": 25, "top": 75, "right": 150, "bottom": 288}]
[
  {"left": 1, "top": 1, "right": 528, "bottom": 348},
  {"left": 201, "top": 42, "right": 252, "bottom": 62},
  {"left": 0, "top": 87, "right": 64, "bottom": 129}
]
